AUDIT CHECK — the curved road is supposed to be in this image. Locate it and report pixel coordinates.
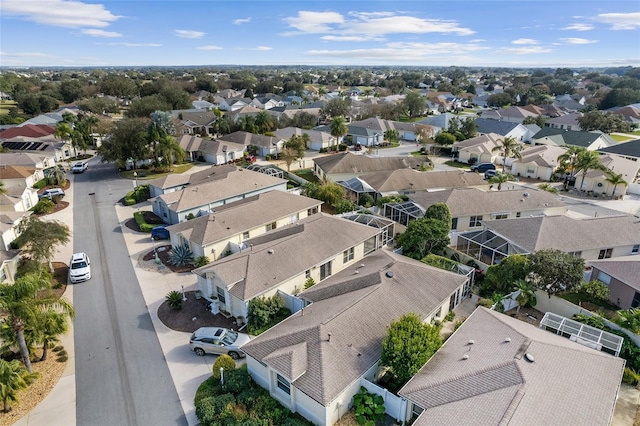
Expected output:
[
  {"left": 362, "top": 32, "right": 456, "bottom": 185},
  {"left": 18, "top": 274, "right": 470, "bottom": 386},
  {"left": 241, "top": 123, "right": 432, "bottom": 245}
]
[{"left": 72, "top": 160, "right": 186, "bottom": 426}]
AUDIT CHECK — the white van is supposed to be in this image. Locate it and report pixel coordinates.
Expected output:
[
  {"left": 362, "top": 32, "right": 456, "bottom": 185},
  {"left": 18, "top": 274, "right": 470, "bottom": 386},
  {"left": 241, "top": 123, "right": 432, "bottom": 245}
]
[{"left": 71, "top": 161, "right": 88, "bottom": 173}]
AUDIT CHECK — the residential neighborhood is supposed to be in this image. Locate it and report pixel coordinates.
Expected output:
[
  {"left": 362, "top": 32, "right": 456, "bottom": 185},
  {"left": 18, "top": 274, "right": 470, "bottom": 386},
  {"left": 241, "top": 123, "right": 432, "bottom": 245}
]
[{"left": 2, "top": 55, "right": 640, "bottom": 426}]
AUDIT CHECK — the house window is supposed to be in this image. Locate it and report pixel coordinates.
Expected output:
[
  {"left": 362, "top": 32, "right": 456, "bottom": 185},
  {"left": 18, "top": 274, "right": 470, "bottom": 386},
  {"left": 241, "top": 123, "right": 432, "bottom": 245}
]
[
  {"left": 364, "top": 236, "right": 377, "bottom": 255},
  {"left": 411, "top": 404, "right": 424, "bottom": 419},
  {"left": 516, "top": 212, "right": 521, "bottom": 218},
  {"left": 598, "top": 248, "right": 613, "bottom": 259},
  {"left": 266, "top": 222, "right": 277, "bottom": 232},
  {"left": 242, "top": 231, "right": 250, "bottom": 240},
  {"left": 451, "top": 218, "right": 458, "bottom": 230},
  {"left": 632, "top": 244, "right": 639, "bottom": 254},
  {"left": 569, "top": 251, "right": 582, "bottom": 258},
  {"left": 320, "top": 261, "right": 332, "bottom": 281},
  {"left": 469, "top": 216, "right": 483, "bottom": 227},
  {"left": 495, "top": 214, "right": 508, "bottom": 220},
  {"left": 305, "top": 269, "right": 311, "bottom": 279},
  {"left": 216, "top": 286, "right": 226, "bottom": 303},
  {"left": 596, "top": 272, "right": 611, "bottom": 285},
  {"left": 276, "top": 374, "right": 291, "bottom": 395},
  {"left": 307, "top": 207, "right": 318, "bottom": 216},
  {"left": 527, "top": 168, "right": 535, "bottom": 174},
  {"left": 343, "top": 247, "right": 354, "bottom": 263},
  {"left": 632, "top": 292, "right": 640, "bottom": 308}
]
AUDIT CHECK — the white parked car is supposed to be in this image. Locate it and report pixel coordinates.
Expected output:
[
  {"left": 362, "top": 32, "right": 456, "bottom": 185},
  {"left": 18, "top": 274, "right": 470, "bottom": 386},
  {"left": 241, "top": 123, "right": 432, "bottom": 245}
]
[
  {"left": 69, "top": 252, "right": 91, "bottom": 283},
  {"left": 71, "top": 161, "right": 88, "bottom": 173},
  {"left": 39, "top": 188, "right": 65, "bottom": 199},
  {"left": 189, "top": 327, "right": 251, "bottom": 359}
]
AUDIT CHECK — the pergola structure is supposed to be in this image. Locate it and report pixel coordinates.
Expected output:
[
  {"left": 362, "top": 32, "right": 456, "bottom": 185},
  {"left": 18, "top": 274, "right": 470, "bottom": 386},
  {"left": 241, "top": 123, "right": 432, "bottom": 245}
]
[
  {"left": 453, "top": 229, "right": 529, "bottom": 266},
  {"left": 539, "top": 312, "right": 624, "bottom": 357},
  {"left": 383, "top": 201, "right": 424, "bottom": 227},
  {"left": 245, "top": 164, "right": 284, "bottom": 179}
]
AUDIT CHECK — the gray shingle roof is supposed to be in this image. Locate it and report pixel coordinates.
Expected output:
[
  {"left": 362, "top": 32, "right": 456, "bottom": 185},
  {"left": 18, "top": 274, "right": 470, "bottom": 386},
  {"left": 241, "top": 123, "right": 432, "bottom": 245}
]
[
  {"left": 313, "top": 152, "right": 429, "bottom": 175},
  {"left": 400, "top": 307, "right": 624, "bottom": 426},
  {"left": 218, "top": 131, "right": 282, "bottom": 148},
  {"left": 166, "top": 191, "right": 321, "bottom": 246},
  {"left": 361, "top": 169, "right": 486, "bottom": 193},
  {"left": 588, "top": 257, "right": 640, "bottom": 290},
  {"left": 532, "top": 128, "right": 606, "bottom": 148},
  {"left": 194, "top": 213, "right": 381, "bottom": 300},
  {"left": 513, "top": 144, "right": 567, "bottom": 168},
  {"left": 483, "top": 214, "right": 640, "bottom": 253},
  {"left": 599, "top": 138, "right": 640, "bottom": 159},
  {"left": 241, "top": 250, "right": 467, "bottom": 406},
  {"left": 409, "top": 187, "right": 565, "bottom": 217},
  {"left": 474, "top": 118, "right": 521, "bottom": 136},
  {"left": 148, "top": 164, "right": 238, "bottom": 190}
]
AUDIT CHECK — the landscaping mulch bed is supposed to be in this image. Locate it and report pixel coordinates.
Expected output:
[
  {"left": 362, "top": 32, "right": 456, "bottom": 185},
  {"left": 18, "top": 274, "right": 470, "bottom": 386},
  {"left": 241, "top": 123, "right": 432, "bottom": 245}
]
[
  {"left": 142, "top": 245, "right": 194, "bottom": 273},
  {"left": 157, "top": 291, "right": 238, "bottom": 333}
]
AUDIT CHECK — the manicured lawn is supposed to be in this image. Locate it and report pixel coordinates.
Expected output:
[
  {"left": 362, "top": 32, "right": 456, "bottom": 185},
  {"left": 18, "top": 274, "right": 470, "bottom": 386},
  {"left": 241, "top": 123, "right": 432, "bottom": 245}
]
[
  {"left": 558, "top": 291, "right": 619, "bottom": 313},
  {"left": 294, "top": 168, "right": 319, "bottom": 183},
  {"left": 411, "top": 151, "right": 427, "bottom": 157},
  {"left": 0, "top": 100, "right": 18, "bottom": 115},
  {"left": 444, "top": 160, "right": 470, "bottom": 169},
  {"left": 611, "top": 134, "right": 635, "bottom": 142},
  {"left": 120, "top": 163, "right": 194, "bottom": 180}
]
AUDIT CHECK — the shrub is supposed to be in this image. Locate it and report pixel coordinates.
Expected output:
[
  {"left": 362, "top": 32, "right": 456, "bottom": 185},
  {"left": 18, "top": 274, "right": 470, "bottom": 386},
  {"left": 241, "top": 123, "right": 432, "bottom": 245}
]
[
  {"left": 195, "top": 396, "right": 217, "bottom": 425},
  {"left": 133, "top": 211, "right": 155, "bottom": 232},
  {"left": 194, "top": 256, "right": 210, "bottom": 268},
  {"left": 444, "top": 310, "right": 456, "bottom": 322},
  {"left": 169, "top": 244, "right": 194, "bottom": 267},
  {"left": 237, "top": 385, "right": 266, "bottom": 407},
  {"left": 166, "top": 290, "right": 183, "bottom": 310},
  {"left": 477, "top": 298, "right": 494, "bottom": 308},
  {"left": 132, "top": 185, "right": 150, "bottom": 202},
  {"left": 248, "top": 295, "right": 291, "bottom": 334},
  {"left": 338, "top": 143, "right": 348, "bottom": 151},
  {"left": 304, "top": 277, "right": 316, "bottom": 289},
  {"left": 254, "top": 393, "right": 292, "bottom": 425},
  {"left": 352, "top": 386, "right": 385, "bottom": 425},
  {"left": 222, "top": 366, "right": 252, "bottom": 394},
  {"left": 358, "top": 193, "right": 374, "bottom": 208},
  {"left": 31, "top": 199, "right": 55, "bottom": 214},
  {"left": 622, "top": 367, "right": 640, "bottom": 386},
  {"left": 578, "top": 280, "right": 610, "bottom": 302},
  {"left": 212, "top": 354, "right": 236, "bottom": 379},
  {"left": 124, "top": 197, "right": 136, "bottom": 206},
  {"left": 33, "top": 179, "right": 47, "bottom": 189},
  {"left": 453, "top": 319, "right": 465, "bottom": 331}
]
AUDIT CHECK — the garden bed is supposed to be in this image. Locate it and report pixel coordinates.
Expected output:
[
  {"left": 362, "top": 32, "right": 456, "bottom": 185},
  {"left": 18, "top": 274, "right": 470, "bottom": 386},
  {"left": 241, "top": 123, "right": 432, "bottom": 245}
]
[{"left": 157, "top": 291, "right": 238, "bottom": 333}]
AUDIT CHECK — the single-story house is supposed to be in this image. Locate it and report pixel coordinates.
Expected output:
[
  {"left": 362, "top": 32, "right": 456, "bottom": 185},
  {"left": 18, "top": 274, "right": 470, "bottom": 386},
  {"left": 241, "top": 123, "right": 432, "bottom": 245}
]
[
  {"left": 340, "top": 169, "right": 487, "bottom": 203},
  {"left": 242, "top": 249, "right": 470, "bottom": 426},
  {"left": 0, "top": 152, "right": 57, "bottom": 170},
  {"left": 483, "top": 106, "right": 540, "bottom": 124},
  {"left": 544, "top": 112, "right": 583, "bottom": 131},
  {"left": 176, "top": 135, "right": 245, "bottom": 164},
  {"left": 598, "top": 138, "right": 640, "bottom": 162},
  {"left": 510, "top": 144, "right": 568, "bottom": 181},
  {"left": 531, "top": 128, "right": 616, "bottom": 151},
  {"left": 313, "top": 152, "right": 430, "bottom": 182},
  {"left": 148, "top": 164, "right": 237, "bottom": 197},
  {"left": 273, "top": 127, "right": 336, "bottom": 151},
  {"left": 0, "top": 165, "right": 44, "bottom": 211},
  {"left": 0, "top": 212, "right": 30, "bottom": 251},
  {"left": 217, "top": 131, "right": 285, "bottom": 158},
  {"left": 473, "top": 118, "right": 530, "bottom": 143},
  {"left": 452, "top": 133, "right": 502, "bottom": 165},
  {"left": 165, "top": 191, "right": 322, "bottom": 261},
  {"left": 453, "top": 214, "right": 640, "bottom": 268},
  {"left": 0, "top": 249, "right": 21, "bottom": 284},
  {"left": 384, "top": 187, "right": 567, "bottom": 230},
  {"left": 588, "top": 257, "right": 640, "bottom": 309},
  {"left": 150, "top": 166, "right": 287, "bottom": 224},
  {"left": 609, "top": 105, "right": 640, "bottom": 126},
  {"left": 415, "top": 113, "right": 459, "bottom": 135},
  {"left": 573, "top": 153, "right": 639, "bottom": 197},
  {"left": 0, "top": 124, "right": 56, "bottom": 139},
  {"left": 399, "top": 307, "right": 625, "bottom": 426},
  {"left": 1, "top": 137, "right": 78, "bottom": 162},
  {"left": 172, "top": 110, "right": 218, "bottom": 136},
  {"left": 192, "top": 213, "right": 386, "bottom": 320}
]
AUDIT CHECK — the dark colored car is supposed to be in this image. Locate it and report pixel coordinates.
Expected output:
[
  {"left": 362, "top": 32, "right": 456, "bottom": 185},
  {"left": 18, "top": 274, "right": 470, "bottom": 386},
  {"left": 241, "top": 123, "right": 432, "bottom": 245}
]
[
  {"left": 151, "top": 225, "right": 170, "bottom": 240},
  {"left": 470, "top": 162, "right": 496, "bottom": 173}
]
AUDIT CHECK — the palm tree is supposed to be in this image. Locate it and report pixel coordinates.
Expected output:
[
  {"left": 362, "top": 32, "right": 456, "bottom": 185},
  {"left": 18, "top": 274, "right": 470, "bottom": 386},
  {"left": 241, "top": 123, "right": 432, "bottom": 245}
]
[
  {"left": 0, "top": 272, "right": 75, "bottom": 372},
  {"left": 37, "top": 310, "right": 69, "bottom": 361},
  {"left": 491, "top": 136, "right": 523, "bottom": 171},
  {"left": 148, "top": 111, "right": 176, "bottom": 165},
  {"left": 514, "top": 279, "right": 537, "bottom": 314},
  {"left": 255, "top": 110, "right": 274, "bottom": 134},
  {"left": 575, "top": 150, "right": 606, "bottom": 192},
  {"left": 54, "top": 121, "right": 73, "bottom": 143},
  {"left": 604, "top": 170, "right": 628, "bottom": 198},
  {"left": 557, "top": 146, "right": 586, "bottom": 183},
  {"left": 156, "top": 135, "right": 185, "bottom": 170},
  {"left": 0, "top": 359, "right": 39, "bottom": 412},
  {"left": 489, "top": 172, "right": 509, "bottom": 190},
  {"left": 329, "top": 116, "right": 348, "bottom": 145}
]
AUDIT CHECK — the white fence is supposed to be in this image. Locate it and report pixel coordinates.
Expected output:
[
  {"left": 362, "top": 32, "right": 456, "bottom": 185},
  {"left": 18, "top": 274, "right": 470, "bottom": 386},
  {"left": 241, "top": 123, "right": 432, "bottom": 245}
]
[
  {"left": 627, "top": 182, "right": 640, "bottom": 196},
  {"left": 276, "top": 290, "right": 304, "bottom": 314},
  {"left": 360, "top": 378, "right": 407, "bottom": 422}
]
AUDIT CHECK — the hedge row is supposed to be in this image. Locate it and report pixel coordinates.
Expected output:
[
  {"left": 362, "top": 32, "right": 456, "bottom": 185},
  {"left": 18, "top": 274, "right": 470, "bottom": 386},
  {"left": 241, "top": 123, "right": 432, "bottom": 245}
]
[{"left": 133, "top": 211, "right": 155, "bottom": 233}]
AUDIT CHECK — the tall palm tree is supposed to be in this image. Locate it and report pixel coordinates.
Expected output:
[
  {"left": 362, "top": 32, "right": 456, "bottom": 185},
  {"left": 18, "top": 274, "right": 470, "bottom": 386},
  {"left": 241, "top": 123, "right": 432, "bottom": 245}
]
[
  {"left": 255, "top": 111, "right": 274, "bottom": 134},
  {"left": 489, "top": 172, "right": 509, "bottom": 190},
  {"left": 604, "top": 171, "right": 628, "bottom": 198},
  {"left": 0, "top": 272, "right": 75, "bottom": 372},
  {"left": 148, "top": 110, "right": 176, "bottom": 165},
  {"left": 329, "top": 116, "right": 348, "bottom": 145},
  {"left": 0, "top": 359, "right": 39, "bottom": 413},
  {"left": 514, "top": 279, "right": 537, "bottom": 314},
  {"left": 37, "top": 310, "right": 68, "bottom": 361},
  {"left": 54, "top": 121, "right": 73, "bottom": 143},
  {"left": 575, "top": 150, "right": 606, "bottom": 192},
  {"left": 156, "top": 135, "right": 186, "bottom": 170},
  {"left": 557, "top": 146, "right": 586, "bottom": 180},
  {"left": 491, "top": 136, "right": 523, "bottom": 171}
]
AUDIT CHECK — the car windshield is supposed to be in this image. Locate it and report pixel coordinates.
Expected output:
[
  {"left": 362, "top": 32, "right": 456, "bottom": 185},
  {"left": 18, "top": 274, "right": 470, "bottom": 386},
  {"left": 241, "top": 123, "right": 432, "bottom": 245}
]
[
  {"left": 71, "top": 261, "right": 87, "bottom": 269},
  {"left": 221, "top": 330, "right": 238, "bottom": 345}
]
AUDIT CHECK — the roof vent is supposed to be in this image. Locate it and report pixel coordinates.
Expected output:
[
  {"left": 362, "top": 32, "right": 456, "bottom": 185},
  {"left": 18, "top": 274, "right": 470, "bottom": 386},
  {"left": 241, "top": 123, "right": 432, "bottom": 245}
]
[
  {"left": 327, "top": 332, "right": 332, "bottom": 342},
  {"left": 385, "top": 271, "right": 394, "bottom": 278},
  {"left": 523, "top": 192, "right": 529, "bottom": 197},
  {"left": 354, "top": 270, "right": 359, "bottom": 274},
  {"left": 462, "top": 354, "right": 469, "bottom": 360},
  {"left": 468, "top": 339, "right": 475, "bottom": 345},
  {"left": 504, "top": 337, "right": 511, "bottom": 343},
  {"left": 268, "top": 249, "right": 274, "bottom": 254},
  {"left": 524, "top": 353, "right": 535, "bottom": 363}
]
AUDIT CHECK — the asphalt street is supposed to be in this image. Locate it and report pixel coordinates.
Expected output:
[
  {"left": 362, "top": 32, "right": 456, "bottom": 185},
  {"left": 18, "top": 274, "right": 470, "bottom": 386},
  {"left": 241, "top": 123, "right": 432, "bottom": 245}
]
[{"left": 72, "top": 160, "right": 186, "bottom": 426}]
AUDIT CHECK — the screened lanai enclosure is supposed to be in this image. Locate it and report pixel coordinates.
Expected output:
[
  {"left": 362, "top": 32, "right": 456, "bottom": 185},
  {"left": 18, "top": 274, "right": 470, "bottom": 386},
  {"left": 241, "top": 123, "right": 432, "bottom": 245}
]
[
  {"left": 338, "top": 213, "right": 396, "bottom": 247},
  {"left": 383, "top": 201, "right": 425, "bottom": 227},
  {"left": 337, "top": 177, "right": 377, "bottom": 204},
  {"left": 245, "top": 164, "right": 284, "bottom": 179},
  {"left": 453, "top": 229, "right": 529, "bottom": 266}
]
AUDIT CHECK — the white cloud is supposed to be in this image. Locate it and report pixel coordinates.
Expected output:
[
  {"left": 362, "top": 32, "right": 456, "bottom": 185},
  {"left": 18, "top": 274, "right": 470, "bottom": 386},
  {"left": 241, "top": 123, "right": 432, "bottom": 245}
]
[
  {"left": 512, "top": 38, "right": 538, "bottom": 45},
  {"left": 253, "top": 46, "right": 272, "bottom": 51},
  {"left": 497, "top": 46, "right": 553, "bottom": 55},
  {"left": 103, "top": 42, "right": 162, "bottom": 47},
  {"left": 558, "top": 38, "right": 597, "bottom": 45},
  {"left": 175, "top": 29, "right": 205, "bottom": 39},
  {"left": 1, "top": 0, "right": 121, "bottom": 28},
  {"left": 81, "top": 29, "right": 121, "bottom": 38},
  {"left": 563, "top": 23, "right": 593, "bottom": 31},
  {"left": 233, "top": 17, "right": 251, "bottom": 25},
  {"left": 593, "top": 12, "right": 640, "bottom": 30},
  {"left": 321, "top": 35, "right": 382, "bottom": 42},
  {"left": 284, "top": 11, "right": 344, "bottom": 34},
  {"left": 196, "top": 45, "right": 223, "bottom": 50},
  {"left": 0, "top": 51, "right": 54, "bottom": 58}
]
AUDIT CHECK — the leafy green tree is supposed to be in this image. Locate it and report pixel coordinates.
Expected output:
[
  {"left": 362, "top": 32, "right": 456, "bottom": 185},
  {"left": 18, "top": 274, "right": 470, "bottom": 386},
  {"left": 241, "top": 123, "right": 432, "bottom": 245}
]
[
  {"left": 402, "top": 91, "right": 425, "bottom": 118},
  {"left": 459, "top": 117, "right": 478, "bottom": 140},
  {"left": 481, "top": 254, "right": 530, "bottom": 297},
  {"left": 321, "top": 98, "right": 351, "bottom": 119},
  {"left": 126, "top": 95, "right": 172, "bottom": 118},
  {"left": 522, "top": 115, "right": 546, "bottom": 127},
  {"left": 491, "top": 136, "right": 522, "bottom": 172},
  {"left": 487, "top": 92, "right": 513, "bottom": 107},
  {"left": 0, "top": 359, "right": 39, "bottom": 413},
  {"left": 434, "top": 132, "right": 456, "bottom": 146},
  {"left": 528, "top": 249, "right": 584, "bottom": 296},
  {"left": 97, "top": 118, "right": 150, "bottom": 168},
  {"left": 578, "top": 110, "right": 633, "bottom": 133},
  {"left": 329, "top": 116, "right": 348, "bottom": 144},
  {"left": 16, "top": 216, "right": 70, "bottom": 273},
  {"left": 0, "top": 272, "right": 75, "bottom": 372},
  {"left": 613, "top": 309, "right": 640, "bottom": 334},
  {"left": 380, "top": 313, "right": 442, "bottom": 392},
  {"left": 247, "top": 296, "right": 290, "bottom": 334},
  {"left": 578, "top": 280, "right": 609, "bottom": 302},
  {"left": 59, "top": 79, "right": 84, "bottom": 104},
  {"left": 384, "top": 129, "right": 399, "bottom": 144},
  {"left": 397, "top": 218, "right": 450, "bottom": 260},
  {"left": 424, "top": 203, "right": 452, "bottom": 229},
  {"left": 99, "top": 74, "right": 138, "bottom": 99},
  {"left": 316, "top": 181, "right": 346, "bottom": 207},
  {"left": 281, "top": 134, "right": 307, "bottom": 171}
]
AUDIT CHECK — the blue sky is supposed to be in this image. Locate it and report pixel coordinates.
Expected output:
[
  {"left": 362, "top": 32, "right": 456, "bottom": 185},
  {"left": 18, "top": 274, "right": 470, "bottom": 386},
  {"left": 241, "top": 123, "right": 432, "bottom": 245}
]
[{"left": 1, "top": 0, "right": 639, "bottom": 68}]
